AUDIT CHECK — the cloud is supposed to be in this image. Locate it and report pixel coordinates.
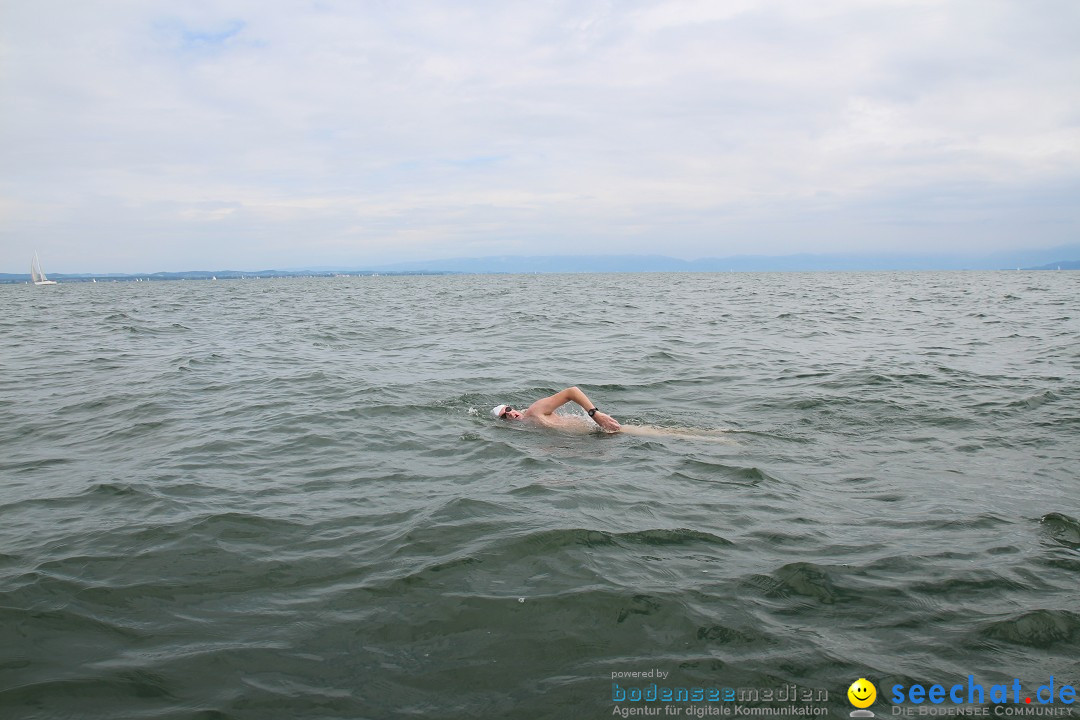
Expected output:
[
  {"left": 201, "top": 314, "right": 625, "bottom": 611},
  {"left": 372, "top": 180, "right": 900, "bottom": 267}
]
[{"left": 1, "top": 0, "right": 1078, "bottom": 271}]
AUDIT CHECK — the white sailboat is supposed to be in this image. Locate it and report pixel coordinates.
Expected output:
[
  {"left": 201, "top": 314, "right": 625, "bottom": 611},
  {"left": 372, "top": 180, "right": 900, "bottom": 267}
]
[{"left": 31, "top": 253, "right": 57, "bottom": 285}]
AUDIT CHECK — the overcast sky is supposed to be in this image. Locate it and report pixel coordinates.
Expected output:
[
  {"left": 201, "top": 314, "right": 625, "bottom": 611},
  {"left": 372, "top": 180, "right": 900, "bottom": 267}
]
[{"left": 2, "top": 0, "right": 1078, "bottom": 272}]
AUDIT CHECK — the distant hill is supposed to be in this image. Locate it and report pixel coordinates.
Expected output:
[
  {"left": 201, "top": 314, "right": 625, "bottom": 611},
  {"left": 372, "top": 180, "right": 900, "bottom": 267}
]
[{"left": 1023, "top": 260, "right": 1080, "bottom": 271}]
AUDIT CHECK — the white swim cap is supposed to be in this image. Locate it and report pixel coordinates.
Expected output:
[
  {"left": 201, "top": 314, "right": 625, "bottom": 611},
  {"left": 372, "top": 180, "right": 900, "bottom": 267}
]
[{"left": 491, "top": 404, "right": 508, "bottom": 419}]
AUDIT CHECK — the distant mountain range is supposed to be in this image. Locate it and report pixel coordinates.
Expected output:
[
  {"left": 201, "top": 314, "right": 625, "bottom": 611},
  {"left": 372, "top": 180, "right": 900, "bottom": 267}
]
[
  {"left": 3, "top": 246, "right": 1078, "bottom": 283},
  {"left": 362, "top": 247, "right": 1080, "bottom": 274}
]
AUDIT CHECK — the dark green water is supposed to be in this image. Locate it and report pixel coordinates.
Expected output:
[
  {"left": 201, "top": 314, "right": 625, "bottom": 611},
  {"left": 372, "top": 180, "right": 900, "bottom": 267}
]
[{"left": 1, "top": 272, "right": 1078, "bottom": 719}]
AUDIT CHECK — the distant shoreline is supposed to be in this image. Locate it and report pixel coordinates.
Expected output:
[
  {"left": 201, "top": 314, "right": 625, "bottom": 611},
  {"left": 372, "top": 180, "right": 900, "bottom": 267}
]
[
  {"left": 0, "top": 270, "right": 455, "bottom": 284},
  {"left": 2, "top": 265, "right": 1077, "bottom": 284},
  {"left": 5, "top": 250, "right": 1078, "bottom": 281}
]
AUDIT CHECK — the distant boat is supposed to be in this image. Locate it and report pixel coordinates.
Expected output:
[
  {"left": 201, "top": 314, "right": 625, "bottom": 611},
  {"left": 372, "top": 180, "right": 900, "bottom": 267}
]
[{"left": 31, "top": 253, "right": 57, "bottom": 285}]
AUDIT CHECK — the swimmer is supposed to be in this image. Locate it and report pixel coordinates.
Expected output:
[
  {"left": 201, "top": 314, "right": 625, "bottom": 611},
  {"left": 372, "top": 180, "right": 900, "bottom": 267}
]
[
  {"left": 492, "top": 386, "right": 622, "bottom": 433},
  {"left": 492, "top": 388, "right": 735, "bottom": 443}
]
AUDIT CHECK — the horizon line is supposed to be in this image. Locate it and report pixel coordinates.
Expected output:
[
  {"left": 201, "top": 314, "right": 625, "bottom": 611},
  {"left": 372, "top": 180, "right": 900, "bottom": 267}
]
[{"left": 6, "top": 247, "right": 1080, "bottom": 278}]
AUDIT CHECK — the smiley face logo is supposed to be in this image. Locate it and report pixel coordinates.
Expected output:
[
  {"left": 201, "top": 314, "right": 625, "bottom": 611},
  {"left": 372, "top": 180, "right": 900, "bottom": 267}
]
[{"left": 848, "top": 678, "right": 877, "bottom": 709}]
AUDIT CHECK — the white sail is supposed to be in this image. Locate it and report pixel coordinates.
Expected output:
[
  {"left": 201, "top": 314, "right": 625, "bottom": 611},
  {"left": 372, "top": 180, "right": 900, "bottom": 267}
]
[{"left": 31, "top": 253, "right": 58, "bottom": 285}]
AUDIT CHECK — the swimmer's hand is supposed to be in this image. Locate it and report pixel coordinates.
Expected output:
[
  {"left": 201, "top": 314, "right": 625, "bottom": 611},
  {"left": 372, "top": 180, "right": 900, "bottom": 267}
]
[{"left": 593, "top": 411, "right": 621, "bottom": 432}]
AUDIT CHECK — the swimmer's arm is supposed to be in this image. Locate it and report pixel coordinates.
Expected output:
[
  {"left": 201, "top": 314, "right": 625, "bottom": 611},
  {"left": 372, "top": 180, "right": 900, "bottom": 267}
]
[
  {"left": 525, "top": 386, "right": 594, "bottom": 416},
  {"left": 526, "top": 387, "right": 621, "bottom": 431}
]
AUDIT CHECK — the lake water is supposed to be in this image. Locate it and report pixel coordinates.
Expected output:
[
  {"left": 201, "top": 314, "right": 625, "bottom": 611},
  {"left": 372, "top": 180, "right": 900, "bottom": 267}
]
[{"left": 1, "top": 272, "right": 1078, "bottom": 719}]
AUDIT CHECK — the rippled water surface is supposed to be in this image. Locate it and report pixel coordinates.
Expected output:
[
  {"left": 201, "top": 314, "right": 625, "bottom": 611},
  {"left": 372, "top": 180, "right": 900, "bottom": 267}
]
[{"left": 2, "top": 272, "right": 1078, "bottom": 719}]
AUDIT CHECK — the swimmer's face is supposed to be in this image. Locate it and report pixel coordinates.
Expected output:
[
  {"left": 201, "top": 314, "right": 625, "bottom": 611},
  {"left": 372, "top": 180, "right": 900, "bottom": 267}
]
[
  {"left": 500, "top": 407, "right": 523, "bottom": 421},
  {"left": 848, "top": 679, "right": 876, "bottom": 708}
]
